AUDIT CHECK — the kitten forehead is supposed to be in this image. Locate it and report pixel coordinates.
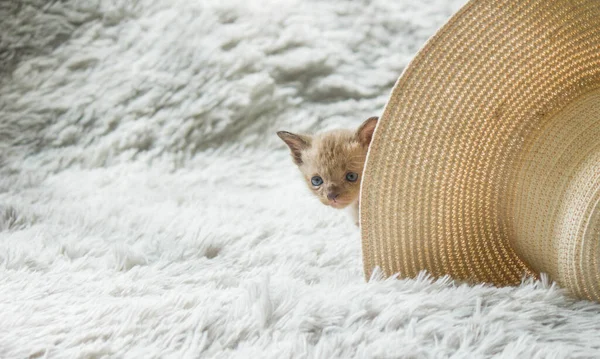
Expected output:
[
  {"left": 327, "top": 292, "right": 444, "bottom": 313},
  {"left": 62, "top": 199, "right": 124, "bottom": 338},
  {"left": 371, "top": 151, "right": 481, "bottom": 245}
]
[{"left": 303, "top": 129, "right": 363, "bottom": 178}]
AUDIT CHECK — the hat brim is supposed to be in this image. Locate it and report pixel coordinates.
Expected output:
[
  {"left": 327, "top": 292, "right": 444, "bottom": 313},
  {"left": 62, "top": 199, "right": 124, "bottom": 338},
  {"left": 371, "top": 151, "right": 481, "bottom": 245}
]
[{"left": 360, "top": 0, "right": 600, "bottom": 300}]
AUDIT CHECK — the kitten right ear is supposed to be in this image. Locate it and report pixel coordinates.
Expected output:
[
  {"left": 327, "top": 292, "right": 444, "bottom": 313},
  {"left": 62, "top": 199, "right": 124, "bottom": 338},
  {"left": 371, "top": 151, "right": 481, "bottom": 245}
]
[
  {"left": 356, "top": 116, "right": 378, "bottom": 147},
  {"left": 277, "top": 131, "right": 311, "bottom": 165}
]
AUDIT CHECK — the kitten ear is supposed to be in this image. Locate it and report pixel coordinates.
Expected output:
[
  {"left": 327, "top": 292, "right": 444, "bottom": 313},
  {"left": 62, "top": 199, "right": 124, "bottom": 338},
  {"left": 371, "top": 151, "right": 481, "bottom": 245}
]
[
  {"left": 277, "top": 131, "right": 312, "bottom": 165},
  {"left": 356, "top": 116, "right": 378, "bottom": 147}
]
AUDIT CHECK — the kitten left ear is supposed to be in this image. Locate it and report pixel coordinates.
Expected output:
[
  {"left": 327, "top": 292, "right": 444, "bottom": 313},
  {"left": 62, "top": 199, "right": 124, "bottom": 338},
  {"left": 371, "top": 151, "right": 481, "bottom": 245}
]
[
  {"left": 356, "top": 116, "right": 378, "bottom": 147},
  {"left": 277, "top": 131, "right": 312, "bottom": 165}
]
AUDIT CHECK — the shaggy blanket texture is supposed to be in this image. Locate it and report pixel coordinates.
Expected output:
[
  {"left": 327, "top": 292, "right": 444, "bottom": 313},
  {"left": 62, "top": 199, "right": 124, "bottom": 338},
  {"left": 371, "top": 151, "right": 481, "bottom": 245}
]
[{"left": 1, "top": 0, "right": 600, "bottom": 358}]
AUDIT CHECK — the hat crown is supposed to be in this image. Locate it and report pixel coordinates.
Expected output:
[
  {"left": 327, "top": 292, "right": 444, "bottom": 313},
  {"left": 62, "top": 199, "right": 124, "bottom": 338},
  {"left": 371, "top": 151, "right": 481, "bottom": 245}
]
[{"left": 511, "top": 89, "right": 600, "bottom": 299}]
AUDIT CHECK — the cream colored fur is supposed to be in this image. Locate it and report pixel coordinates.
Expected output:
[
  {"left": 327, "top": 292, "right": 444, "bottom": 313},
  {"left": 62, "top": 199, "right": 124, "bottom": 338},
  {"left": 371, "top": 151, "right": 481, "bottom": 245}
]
[{"left": 278, "top": 117, "right": 377, "bottom": 225}]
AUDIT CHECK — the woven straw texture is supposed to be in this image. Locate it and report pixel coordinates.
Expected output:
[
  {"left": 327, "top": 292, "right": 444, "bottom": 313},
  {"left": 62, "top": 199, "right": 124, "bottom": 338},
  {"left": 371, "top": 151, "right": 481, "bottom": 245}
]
[{"left": 361, "top": 0, "right": 600, "bottom": 301}]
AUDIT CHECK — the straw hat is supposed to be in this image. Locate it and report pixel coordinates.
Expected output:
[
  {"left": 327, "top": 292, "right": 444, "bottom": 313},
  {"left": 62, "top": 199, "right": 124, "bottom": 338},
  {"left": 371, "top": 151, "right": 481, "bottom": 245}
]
[{"left": 360, "top": 0, "right": 600, "bottom": 301}]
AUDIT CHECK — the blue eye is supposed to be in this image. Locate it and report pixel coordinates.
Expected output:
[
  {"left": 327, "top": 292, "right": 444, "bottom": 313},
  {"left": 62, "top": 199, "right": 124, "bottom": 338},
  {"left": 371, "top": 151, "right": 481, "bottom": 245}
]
[
  {"left": 346, "top": 172, "right": 358, "bottom": 182},
  {"left": 311, "top": 176, "right": 323, "bottom": 186}
]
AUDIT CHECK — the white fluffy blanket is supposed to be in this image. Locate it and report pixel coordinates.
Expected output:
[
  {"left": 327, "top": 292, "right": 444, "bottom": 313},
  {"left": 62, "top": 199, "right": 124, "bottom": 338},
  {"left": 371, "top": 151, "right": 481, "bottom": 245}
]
[{"left": 1, "top": 0, "right": 600, "bottom": 358}]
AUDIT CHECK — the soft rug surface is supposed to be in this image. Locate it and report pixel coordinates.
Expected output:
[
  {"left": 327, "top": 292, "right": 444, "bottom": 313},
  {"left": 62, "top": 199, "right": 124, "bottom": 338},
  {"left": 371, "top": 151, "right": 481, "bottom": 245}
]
[{"left": 1, "top": 0, "right": 600, "bottom": 358}]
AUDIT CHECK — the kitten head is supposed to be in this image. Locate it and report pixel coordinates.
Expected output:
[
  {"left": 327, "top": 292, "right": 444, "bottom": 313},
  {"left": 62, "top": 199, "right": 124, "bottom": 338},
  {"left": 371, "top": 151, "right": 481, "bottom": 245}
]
[{"left": 277, "top": 117, "right": 378, "bottom": 209}]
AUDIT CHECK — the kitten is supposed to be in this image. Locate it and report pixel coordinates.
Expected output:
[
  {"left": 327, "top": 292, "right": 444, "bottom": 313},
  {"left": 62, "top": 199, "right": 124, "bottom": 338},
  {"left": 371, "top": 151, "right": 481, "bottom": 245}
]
[{"left": 277, "top": 116, "right": 378, "bottom": 226}]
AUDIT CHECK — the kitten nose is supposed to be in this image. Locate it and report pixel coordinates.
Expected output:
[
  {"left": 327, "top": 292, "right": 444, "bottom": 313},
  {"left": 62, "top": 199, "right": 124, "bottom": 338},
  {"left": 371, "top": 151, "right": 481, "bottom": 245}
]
[{"left": 327, "top": 192, "right": 339, "bottom": 201}]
